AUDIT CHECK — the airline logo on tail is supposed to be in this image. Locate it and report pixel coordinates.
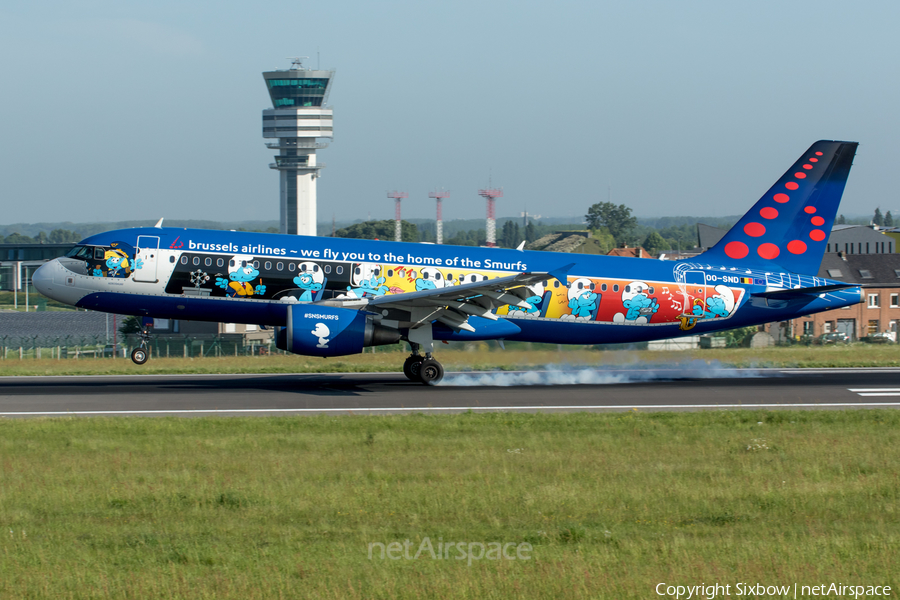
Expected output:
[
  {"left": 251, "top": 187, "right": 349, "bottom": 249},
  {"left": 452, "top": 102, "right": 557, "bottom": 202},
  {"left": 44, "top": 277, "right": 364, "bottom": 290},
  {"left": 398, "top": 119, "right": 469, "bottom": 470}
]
[{"left": 704, "top": 140, "right": 858, "bottom": 275}]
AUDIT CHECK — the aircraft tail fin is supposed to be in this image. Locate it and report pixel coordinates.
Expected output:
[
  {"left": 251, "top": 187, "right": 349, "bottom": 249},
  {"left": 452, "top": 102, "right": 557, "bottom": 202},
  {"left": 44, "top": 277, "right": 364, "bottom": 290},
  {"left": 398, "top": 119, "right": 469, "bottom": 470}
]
[{"left": 700, "top": 140, "right": 858, "bottom": 275}]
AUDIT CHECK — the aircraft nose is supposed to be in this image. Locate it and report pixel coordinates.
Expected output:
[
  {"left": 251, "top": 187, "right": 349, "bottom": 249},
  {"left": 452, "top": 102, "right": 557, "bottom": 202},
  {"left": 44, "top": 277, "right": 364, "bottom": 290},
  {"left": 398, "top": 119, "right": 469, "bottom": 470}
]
[{"left": 32, "top": 260, "right": 57, "bottom": 297}]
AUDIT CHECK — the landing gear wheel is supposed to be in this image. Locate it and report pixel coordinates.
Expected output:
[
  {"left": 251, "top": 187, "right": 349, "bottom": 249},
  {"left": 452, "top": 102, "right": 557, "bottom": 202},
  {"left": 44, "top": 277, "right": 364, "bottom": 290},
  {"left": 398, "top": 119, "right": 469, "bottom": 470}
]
[
  {"left": 419, "top": 359, "right": 444, "bottom": 386},
  {"left": 403, "top": 355, "right": 424, "bottom": 381},
  {"left": 131, "top": 347, "right": 149, "bottom": 365}
]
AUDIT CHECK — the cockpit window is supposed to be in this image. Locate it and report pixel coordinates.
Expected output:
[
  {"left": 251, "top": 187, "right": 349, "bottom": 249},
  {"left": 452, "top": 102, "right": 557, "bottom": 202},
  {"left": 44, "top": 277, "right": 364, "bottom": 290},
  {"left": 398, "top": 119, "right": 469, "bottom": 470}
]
[
  {"left": 65, "top": 246, "right": 94, "bottom": 260},
  {"left": 93, "top": 247, "right": 106, "bottom": 260}
]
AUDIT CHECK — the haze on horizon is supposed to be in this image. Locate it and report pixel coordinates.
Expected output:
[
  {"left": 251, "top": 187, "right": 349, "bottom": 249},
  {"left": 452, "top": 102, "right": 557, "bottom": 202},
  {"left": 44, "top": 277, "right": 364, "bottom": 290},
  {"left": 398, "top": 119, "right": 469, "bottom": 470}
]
[{"left": 1, "top": 1, "right": 897, "bottom": 227}]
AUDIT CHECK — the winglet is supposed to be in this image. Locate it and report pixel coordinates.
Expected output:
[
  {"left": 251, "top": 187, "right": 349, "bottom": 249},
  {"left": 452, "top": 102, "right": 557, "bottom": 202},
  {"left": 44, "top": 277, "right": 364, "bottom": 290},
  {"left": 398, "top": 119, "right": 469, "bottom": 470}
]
[
  {"left": 516, "top": 240, "right": 526, "bottom": 251},
  {"left": 154, "top": 218, "right": 164, "bottom": 228},
  {"left": 548, "top": 263, "right": 575, "bottom": 285}
]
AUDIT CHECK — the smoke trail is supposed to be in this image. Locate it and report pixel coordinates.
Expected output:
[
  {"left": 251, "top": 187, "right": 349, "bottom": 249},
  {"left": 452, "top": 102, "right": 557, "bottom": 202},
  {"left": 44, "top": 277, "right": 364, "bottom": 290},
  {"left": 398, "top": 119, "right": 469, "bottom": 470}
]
[{"left": 440, "top": 360, "right": 767, "bottom": 387}]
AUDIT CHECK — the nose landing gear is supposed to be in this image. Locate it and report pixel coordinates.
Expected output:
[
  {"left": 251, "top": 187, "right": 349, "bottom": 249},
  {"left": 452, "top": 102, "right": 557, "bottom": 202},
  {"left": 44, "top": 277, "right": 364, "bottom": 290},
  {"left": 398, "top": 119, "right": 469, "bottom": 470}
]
[{"left": 131, "top": 318, "right": 153, "bottom": 365}]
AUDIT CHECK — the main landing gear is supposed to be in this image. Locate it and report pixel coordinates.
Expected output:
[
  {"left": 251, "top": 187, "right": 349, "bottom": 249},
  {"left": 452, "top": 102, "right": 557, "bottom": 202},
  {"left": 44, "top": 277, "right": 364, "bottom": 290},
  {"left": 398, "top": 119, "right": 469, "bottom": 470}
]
[
  {"left": 402, "top": 342, "right": 444, "bottom": 385},
  {"left": 131, "top": 320, "right": 153, "bottom": 365}
]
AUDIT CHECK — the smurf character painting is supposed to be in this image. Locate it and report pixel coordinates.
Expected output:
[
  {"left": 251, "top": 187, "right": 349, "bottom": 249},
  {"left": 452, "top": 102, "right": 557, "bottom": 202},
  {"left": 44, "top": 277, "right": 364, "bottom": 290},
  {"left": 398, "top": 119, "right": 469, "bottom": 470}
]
[
  {"left": 679, "top": 285, "right": 736, "bottom": 330},
  {"left": 346, "top": 263, "right": 389, "bottom": 298},
  {"left": 561, "top": 278, "right": 599, "bottom": 321},
  {"left": 293, "top": 261, "right": 325, "bottom": 301},
  {"left": 312, "top": 323, "right": 330, "bottom": 348},
  {"left": 293, "top": 272, "right": 322, "bottom": 302},
  {"left": 91, "top": 242, "right": 140, "bottom": 278},
  {"left": 413, "top": 266, "right": 447, "bottom": 291},
  {"left": 705, "top": 285, "right": 736, "bottom": 318},
  {"left": 613, "top": 281, "right": 659, "bottom": 324},
  {"left": 216, "top": 255, "right": 266, "bottom": 298},
  {"left": 507, "top": 281, "right": 545, "bottom": 318}
]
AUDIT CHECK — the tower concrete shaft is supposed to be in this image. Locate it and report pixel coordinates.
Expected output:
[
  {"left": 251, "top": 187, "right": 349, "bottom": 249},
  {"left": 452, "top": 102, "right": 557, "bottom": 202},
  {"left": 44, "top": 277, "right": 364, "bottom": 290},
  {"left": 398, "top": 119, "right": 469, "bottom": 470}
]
[
  {"left": 262, "top": 59, "right": 335, "bottom": 236},
  {"left": 429, "top": 191, "right": 450, "bottom": 244},
  {"left": 478, "top": 188, "right": 503, "bottom": 247}
]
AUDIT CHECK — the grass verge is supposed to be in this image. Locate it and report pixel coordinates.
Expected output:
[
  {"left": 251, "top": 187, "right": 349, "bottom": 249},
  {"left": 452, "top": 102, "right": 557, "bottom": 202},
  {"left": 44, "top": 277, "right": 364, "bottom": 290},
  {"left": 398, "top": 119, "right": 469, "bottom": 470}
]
[
  {"left": 0, "top": 345, "right": 899, "bottom": 376},
  {"left": 1, "top": 411, "right": 898, "bottom": 598}
]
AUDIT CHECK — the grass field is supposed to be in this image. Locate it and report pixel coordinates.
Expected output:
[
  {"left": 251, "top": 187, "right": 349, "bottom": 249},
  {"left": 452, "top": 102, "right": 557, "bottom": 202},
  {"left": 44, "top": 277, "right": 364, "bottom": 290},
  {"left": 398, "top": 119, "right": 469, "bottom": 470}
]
[
  {"left": 1, "top": 411, "right": 898, "bottom": 599},
  {"left": 0, "top": 344, "right": 898, "bottom": 376}
]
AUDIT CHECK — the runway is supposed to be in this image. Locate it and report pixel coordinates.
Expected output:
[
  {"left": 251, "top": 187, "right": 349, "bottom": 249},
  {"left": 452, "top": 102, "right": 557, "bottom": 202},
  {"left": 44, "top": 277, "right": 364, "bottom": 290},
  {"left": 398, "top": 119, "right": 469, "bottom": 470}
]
[{"left": 0, "top": 367, "right": 899, "bottom": 417}]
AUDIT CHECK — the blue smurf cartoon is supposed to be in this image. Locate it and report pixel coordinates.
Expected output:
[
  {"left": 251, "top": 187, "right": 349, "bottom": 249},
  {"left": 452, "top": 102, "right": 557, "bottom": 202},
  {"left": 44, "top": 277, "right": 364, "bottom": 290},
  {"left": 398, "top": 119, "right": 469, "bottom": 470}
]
[
  {"left": 561, "top": 278, "right": 599, "bottom": 321},
  {"left": 345, "top": 263, "right": 389, "bottom": 298},
  {"left": 678, "top": 284, "right": 736, "bottom": 330},
  {"left": 216, "top": 255, "right": 266, "bottom": 298},
  {"left": 507, "top": 281, "right": 545, "bottom": 318},
  {"left": 91, "top": 243, "right": 141, "bottom": 278},
  {"left": 293, "top": 271, "right": 323, "bottom": 301},
  {"left": 412, "top": 266, "right": 446, "bottom": 292},
  {"left": 613, "top": 281, "right": 659, "bottom": 324}
]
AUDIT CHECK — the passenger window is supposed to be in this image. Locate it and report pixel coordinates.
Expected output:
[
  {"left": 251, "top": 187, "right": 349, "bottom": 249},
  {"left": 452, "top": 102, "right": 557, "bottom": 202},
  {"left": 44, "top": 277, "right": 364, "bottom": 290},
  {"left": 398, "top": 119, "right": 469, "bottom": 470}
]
[
  {"left": 205, "top": 257, "right": 212, "bottom": 267},
  {"left": 601, "top": 283, "right": 607, "bottom": 291},
  {"left": 230, "top": 260, "right": 235, "bottom": 267},
  {"left": 217, "top": 258, "right": 224, "bottom": 268},
  {"left": 276, "top": 262, "right": 283, "bottom": 271},
  {"left": 193, "top": 257, "right": 200, "bottom": 266},
  {"left": 180, "top": 256, "right": 188, "bottom": 265},
  {"left": 288, "top": 262, "right": 296, "bottom": 272},
  {"left": 613, "top": 285, "right": 619, "bottom": 292},
  {"left": 264, "top": 261, "right": 272, "bottom": 270},
  {"left": 388, "top": 269, "right": 394, "bottom": 277},
  {"left": 253, "top": 261, "right": 260, "bottom": 269},
  {"left": 324, "top": 265, "right": 331, "bottom": 274},
  {"left": 169, "top": 256, "right": 175, "bottom": 263},
  {"left": 336, "top": 266, "right": 343, "bottom": 275}
]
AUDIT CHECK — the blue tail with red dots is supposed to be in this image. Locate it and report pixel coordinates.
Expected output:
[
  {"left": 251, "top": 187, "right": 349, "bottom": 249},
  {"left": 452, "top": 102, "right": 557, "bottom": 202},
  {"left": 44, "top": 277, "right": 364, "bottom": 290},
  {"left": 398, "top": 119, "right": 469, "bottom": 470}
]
[{"left": 700, "top": 140, "right": 858, "bottom": 275}]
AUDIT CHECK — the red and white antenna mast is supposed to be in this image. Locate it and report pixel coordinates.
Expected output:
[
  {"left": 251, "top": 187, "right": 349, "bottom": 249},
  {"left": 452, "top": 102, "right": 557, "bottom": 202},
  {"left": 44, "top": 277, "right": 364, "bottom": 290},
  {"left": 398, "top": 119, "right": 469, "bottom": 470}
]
[
  {"left": 478, "top": 186, "right": 503, "bottom": 247},
  {"left": 387, "top": 191, "right": 408, "bottom": 242},
  {"left": 428, "top": 190, "right": 450, "bottom": 244}
]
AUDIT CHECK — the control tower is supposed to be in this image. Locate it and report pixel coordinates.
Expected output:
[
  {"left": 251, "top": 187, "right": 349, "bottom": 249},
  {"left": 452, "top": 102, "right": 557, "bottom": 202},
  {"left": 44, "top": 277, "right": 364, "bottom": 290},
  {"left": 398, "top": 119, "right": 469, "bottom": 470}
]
[{"left": 262, "top": 58, "right": 335, "bottom": 236}]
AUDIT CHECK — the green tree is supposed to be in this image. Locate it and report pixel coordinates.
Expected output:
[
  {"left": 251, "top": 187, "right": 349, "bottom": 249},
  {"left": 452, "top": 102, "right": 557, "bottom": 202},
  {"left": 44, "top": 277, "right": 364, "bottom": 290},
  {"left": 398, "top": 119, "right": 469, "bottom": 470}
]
[
  {"left": 524, "top": 221, "right": 536, "bottom": 243},
  {"left": 585, "top": 202, "right": 637, "bottom": 244},
  {"left": 119, "top": 316, "right": 142, "bottom": 335},
  {"left": 874, "top": 207, "right": 884, "bottom": 226},
  {"left": 35, "top": 231, "right": 49, "bottom": 244},
  {"left": 4, "top": 232, "right": 34, "bottom": 244},
  {"left": 334, "top": 220, "right": 418, "bottom": 242},
  {"left": 48, "top": 229, "right": 82, "bottom": 243},
  {"left": 837, "top": 214, "right": 846, "bottom": 225},
  {"left": 642, "top": 231, "right": 667, "bottom": 256},
  {"left": 885, "top": 211, "right": 894, "bottom": 227}
]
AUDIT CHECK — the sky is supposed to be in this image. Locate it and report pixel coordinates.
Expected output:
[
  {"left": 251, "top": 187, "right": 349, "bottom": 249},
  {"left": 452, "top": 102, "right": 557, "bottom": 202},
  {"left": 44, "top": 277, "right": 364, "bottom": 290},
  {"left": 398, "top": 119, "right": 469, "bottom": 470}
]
[{"left": 1, "top": 0, "right": 898, "bottom": 226}]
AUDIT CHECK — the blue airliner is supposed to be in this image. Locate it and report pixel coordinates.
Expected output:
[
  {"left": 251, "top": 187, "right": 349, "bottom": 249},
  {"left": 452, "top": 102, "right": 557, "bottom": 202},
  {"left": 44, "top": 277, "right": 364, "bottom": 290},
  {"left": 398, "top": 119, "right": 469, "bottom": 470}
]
[{"left": 33, "top": 140, "right": 862, "bottom": 384}]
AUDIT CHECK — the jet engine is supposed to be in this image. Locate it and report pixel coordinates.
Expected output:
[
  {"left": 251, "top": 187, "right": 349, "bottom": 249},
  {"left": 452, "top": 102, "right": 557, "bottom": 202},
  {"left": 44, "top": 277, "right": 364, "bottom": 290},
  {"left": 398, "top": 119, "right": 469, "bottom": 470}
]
[{"left": 275, "top": 304, "right": 400, "bottom": 357}]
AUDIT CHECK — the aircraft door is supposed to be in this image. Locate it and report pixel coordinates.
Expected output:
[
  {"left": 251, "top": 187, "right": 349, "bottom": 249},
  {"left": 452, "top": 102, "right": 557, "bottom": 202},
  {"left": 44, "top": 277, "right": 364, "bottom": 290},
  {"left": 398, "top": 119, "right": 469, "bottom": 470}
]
[
  {"left": 134, "top": 235, "right": 160, "bottom": 283},
  {"left": 683, "top": 271, "right": 706, "bottom": 315}
]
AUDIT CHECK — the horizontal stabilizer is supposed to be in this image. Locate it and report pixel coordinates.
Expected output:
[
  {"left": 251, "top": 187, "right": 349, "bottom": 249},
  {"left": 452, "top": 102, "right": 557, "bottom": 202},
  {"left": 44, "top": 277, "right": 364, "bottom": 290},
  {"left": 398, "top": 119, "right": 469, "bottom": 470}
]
[{"left": 751, "top": 284, "right": 857, "bottom": 300}]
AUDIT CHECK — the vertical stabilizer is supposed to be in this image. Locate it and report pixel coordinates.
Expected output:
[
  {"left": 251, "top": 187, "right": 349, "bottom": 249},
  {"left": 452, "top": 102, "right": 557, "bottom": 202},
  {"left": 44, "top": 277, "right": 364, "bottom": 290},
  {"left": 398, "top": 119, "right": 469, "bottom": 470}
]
[{"left": 701, "top": 140, "right": 858, "bottom": 275}]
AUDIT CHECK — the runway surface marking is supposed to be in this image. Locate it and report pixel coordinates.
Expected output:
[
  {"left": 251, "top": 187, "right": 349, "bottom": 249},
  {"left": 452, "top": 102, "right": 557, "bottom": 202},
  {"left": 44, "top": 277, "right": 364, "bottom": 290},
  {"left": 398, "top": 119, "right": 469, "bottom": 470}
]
[
  {"left": 849, "top": 388, "right": 900, "bottom": 397},
  {"left": 4, "top": 402, "right": 900, "bottom": 417}
]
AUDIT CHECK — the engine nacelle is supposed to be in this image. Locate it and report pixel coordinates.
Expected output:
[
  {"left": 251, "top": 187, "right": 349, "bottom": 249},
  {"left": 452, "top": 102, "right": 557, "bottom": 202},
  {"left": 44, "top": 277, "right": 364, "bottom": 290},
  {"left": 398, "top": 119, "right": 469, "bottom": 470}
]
[{"left": 275, "top": 304, "right": 400, "bottom": 357}]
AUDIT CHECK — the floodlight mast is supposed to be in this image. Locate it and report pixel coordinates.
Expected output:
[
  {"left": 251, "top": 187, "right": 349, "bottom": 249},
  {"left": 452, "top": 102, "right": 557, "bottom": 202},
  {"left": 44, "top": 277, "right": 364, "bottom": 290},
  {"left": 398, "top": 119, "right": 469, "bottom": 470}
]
[
  {"left": 387, "top": 191, "right": 408, "bottom": 242},
  {"left": 478, "top": 187, "right": 503, "bottom": 247},
  {"left": 428, "top": 190, "right": 450, "bottom": 244}
]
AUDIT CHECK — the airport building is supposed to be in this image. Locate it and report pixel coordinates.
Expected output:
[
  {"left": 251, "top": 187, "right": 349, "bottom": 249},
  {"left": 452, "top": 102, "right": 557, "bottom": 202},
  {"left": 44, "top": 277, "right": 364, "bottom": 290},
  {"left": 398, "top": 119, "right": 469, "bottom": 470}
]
[{"left": 262, "top": 59, "right": 335, "bottom": 236}]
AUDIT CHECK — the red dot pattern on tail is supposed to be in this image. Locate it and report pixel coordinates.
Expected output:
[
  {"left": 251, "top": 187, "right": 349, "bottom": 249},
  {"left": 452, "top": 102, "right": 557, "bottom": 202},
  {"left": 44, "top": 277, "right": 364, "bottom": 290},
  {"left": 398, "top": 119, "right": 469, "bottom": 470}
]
[{"left": 724, "top": 150, "right": 830, "bottom": 260}]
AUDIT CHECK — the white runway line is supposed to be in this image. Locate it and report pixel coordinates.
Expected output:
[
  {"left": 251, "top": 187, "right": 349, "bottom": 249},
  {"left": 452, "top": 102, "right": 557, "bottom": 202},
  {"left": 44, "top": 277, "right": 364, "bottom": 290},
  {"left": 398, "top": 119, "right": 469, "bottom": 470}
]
[
  {"left": 849, "top": 388, "right": 900, "bottom": 397},
  {"left": 3, "top": 402, "right": 900, "bottom": 416}
]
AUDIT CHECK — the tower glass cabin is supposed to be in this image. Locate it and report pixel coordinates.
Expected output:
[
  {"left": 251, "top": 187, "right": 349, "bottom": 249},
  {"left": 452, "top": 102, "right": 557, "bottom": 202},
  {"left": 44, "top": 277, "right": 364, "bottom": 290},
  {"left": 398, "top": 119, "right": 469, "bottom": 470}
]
[{"left": 262, "top": 60, "right": 335, "bottom": 236}]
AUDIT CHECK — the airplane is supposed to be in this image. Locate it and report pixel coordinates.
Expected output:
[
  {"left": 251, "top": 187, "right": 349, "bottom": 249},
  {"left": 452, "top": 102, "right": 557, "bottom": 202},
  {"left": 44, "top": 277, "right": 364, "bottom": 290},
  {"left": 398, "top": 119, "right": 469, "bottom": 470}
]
[{"left": 33, "top": 140, "right": 862, "bottom": 385}]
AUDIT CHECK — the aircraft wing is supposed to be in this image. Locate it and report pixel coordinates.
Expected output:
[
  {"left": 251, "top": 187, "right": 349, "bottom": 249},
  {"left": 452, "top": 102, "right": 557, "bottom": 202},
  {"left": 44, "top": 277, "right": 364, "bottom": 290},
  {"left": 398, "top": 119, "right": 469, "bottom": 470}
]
[{"left": 320, "top": 265, "right": 573, "bottom": 333}]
